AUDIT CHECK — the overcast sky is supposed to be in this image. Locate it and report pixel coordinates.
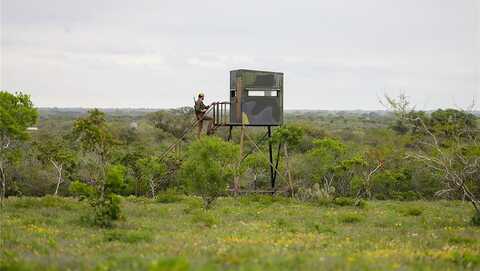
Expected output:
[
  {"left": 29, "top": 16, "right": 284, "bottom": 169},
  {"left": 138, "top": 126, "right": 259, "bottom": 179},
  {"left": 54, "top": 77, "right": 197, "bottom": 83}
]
[{"left": 1, "top": 0, "right": 479, "bottom": 110}]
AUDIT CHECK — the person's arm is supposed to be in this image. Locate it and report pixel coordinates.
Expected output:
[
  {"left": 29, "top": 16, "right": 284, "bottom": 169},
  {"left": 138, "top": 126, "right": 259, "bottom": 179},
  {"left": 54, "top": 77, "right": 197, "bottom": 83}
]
[{"left": 201, "top": 101, "right": 210, "bottom": 112}]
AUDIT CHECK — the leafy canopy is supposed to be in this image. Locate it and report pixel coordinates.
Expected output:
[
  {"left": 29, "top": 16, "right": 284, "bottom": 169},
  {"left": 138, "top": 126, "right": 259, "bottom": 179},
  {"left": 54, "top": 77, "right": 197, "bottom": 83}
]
[
  {"left": 137, "top": 156, "right": 167, "bottom": 195},
  {"left": 0, "top": 91, "right": 38, "bottom": 141},
  {"left": 179, "top": 136, "right": 238, "bottom": 208},
  {"left": 35, "top": 134, "right": 76, "bottom": 166},
  {"left": 72, "top": 109, "right": 115, "bottom": 162},
  {"left": 271, "top": 125, "right": 304, "bottom": 146}
]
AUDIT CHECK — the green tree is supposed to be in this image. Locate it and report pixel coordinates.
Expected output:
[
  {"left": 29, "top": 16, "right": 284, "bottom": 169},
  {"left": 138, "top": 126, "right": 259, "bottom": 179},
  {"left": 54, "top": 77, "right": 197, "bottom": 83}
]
[
  {"left": 304, "top": 138, "right": 346, "bottom": 197},
  {"left": 72, "top": 109, "right": 114, "bottom": 168},
  {"left": 179, "top": 136, "right": 238, "bottom": 209},
  {"left": 35, "top": 134, "right": 76, "bottom": 196},
  {"left": 0, "top": 91, "right": 38, "bottom": 205},
  {"left": 429, "top": 109, "right": 477, "bottom": 137},
  {"left": 137, "top": 156, "right": 167, "bottom": 197},
  {"left": 384, "top": 94, "right": 480, "bottom": 223},
  {"left": 71, "top": 109, "right": 122, "bottom": 226},
  {"left": 148, "top": 107, "right": 195, "bottom": 157},
  {"left": 118, "top": 146, "right": 149, "bottom": 196}
]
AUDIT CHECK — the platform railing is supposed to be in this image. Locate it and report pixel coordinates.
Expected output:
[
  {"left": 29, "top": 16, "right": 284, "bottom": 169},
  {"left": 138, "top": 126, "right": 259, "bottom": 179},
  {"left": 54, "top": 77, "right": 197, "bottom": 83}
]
[{"left": 212, "top": 102, "right": 230, "bottom": 126}]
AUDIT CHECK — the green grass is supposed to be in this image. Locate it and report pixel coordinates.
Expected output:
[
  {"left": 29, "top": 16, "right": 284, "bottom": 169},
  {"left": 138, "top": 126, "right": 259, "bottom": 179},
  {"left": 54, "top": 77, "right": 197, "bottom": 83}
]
[{"left": 1, "top": 196, "right": 480, "bottom": 270}]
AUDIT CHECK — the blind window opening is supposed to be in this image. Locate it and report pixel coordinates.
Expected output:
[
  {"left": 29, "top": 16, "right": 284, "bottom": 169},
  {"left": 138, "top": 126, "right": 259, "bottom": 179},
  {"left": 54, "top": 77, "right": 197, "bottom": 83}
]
[{"left": 248, "top": 90, "right": 278, "bottom": 97}]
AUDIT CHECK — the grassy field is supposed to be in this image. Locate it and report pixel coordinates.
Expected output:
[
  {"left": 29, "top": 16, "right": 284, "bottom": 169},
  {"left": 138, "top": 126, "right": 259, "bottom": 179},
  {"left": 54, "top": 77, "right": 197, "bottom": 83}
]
[{"left": 1, "top": 196, "right": 480, "bottom": 270}]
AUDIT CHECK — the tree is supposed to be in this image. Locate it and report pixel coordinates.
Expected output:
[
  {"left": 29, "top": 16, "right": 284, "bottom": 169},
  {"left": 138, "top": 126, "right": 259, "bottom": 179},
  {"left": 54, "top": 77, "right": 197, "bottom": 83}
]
[
  {"left": 384, "top": 94, "right": 480, "bottom": 224},
  {"left": 148, "top": 107, "right": 195, "bottom": 138},
  {"left": 179, "top": 136, "right": 238, "bottom": 209},
  {"left": 118, "top": 146, "right": 149, "bottom": 196},
  {"left": 71, "top": 109, "right": 123, "bottom": 226},
  {"left": 148, "top": 107, "right": 196, "bottom": 157},
  {"left": 353, "top": 150, "right": 383, "bottom": 201},
  {"left": 35, "top": 134, "right": 76, "bottom": 196},
  {"left": 307, "top": 138, "right": 345, "bottom": 187},
  {"left": 137, "top": 156, "right": 167, "bottom": 197},
  {"left": 304, "top": 138, "right": 363, "bottom": 198},
  {"left": 0, "top": 91, "right": 38, "bottom": 205},
  {"left": 72, "top": 109, "right": 114, "bottom": 168},
  {"left": 429, "top": 109, "right": 477, "bottom": 137}
]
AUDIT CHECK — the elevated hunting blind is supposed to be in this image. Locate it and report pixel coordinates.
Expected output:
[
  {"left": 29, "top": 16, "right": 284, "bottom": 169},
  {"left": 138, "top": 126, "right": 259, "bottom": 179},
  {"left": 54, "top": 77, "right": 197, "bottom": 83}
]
[
  {"left": 161, "top": 69, "right": 285, "bottom": 192},
  {"left": 229, "top": 69, "right": 283, "bottom": 126}
]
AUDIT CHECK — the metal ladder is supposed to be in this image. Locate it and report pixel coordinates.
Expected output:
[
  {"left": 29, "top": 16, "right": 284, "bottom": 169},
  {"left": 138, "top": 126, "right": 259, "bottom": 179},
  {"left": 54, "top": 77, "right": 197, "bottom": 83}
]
[{"left": 158, "top": 101, "right": 232, "bottom": 161}]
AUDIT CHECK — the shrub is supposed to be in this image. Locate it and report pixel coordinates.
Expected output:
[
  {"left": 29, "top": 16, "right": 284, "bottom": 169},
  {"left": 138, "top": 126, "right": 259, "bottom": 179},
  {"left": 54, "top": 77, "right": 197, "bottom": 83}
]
[
  {"left": 402, "top": 207, "right": 423, "bottom": 217},
  {"left": 91, "top": 194, "right": 122, "bottom": 227},
  {"left": 451, "top": 251, "right": 480, "bottom": 268},
  {"left": 190, "top": 210, "right": 218, "bottom": 227},
  {"left": 104, "top": 229, "right": 152, "bottom": 243},
  {"left": 179, "top": 137, "right": 238, "bottom": 209},
  {"left": 10, "top": 197, "right": 38, "bottom": 209},
  {"left": 274, "top": 218, "right": 289, "bottom": 228},
  {"left": 239, "top": 194, "right": 293, "bottom": 206},
  {"left": 182, "top": 197, "right": 203, "bottom": 214},
  {"left": 69, "top": 181, "right": 94, "bottom": 200},
  {"left": 297, "top": 183, "right": 334, "bottom": 203},
  {"left": 68, "top": 165, "right": 126, "bottom": 227},
  {"left": 339, "top": 213, "right": 363, "bottom": 224},
  {"left": 156, "top": 189, "right": 183, "bottom": 204},
  {"left": 307, "top": 222, "right": 336, "bottom": 234},
  {"left": 391, "top": 191, "right": 422, "bottom": 201}
]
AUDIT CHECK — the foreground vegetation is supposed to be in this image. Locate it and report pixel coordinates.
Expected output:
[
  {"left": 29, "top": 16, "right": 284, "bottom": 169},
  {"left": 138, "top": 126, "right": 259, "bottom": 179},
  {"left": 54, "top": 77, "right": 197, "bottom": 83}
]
[
  {"left": 2, "top": 196, "right": 480, "bottom": 270},
  {"left": 1, "top": 91, "right": 479, "bottom": 269}
]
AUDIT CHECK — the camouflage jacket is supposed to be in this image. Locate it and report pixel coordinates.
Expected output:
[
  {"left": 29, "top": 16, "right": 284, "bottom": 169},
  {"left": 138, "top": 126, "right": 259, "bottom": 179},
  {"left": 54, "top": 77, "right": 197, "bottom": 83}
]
[{"left": 194, "top": 99, "right": 209, "bottom": 114}]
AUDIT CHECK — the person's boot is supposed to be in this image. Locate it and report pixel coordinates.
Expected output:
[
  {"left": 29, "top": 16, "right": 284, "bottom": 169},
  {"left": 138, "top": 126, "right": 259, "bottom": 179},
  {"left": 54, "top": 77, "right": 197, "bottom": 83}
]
[{"left": 206, "top": 122, "right": 215, "bottom": 135}]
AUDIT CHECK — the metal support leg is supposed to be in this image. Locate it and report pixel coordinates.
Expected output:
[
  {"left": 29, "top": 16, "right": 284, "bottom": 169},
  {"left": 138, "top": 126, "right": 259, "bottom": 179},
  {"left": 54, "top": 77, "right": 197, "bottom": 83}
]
[
  {"left": 273, "top": 142, "right": 281, "bottom": 184},
  {"left": 227, "top": 126, "right": 233, "bottom": 141},
  {"left": 268, "top": 126, "right": 275, "bottom": 189}
]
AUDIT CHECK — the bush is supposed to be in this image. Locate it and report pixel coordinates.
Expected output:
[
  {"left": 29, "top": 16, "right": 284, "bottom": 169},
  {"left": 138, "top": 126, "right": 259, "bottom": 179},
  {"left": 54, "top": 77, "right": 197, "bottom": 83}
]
[
  {"left": 182, "top": 197, "right": 203, "bottom": 214},
  {"left": 391, "top": 191, "right": 422, "bottom": 201},
  {"left": 307, "top": 222, "right": 336, "bottom": 234},
  {"left": 69, "top": 181, "right": 94, "bottom": 200},
  {"left": 451, "top": 251, "right": 480, "bottom": 268},
  {"left": 402, "top": 207, "right": 423, "bottom": 216},
  {"left": 68, "top": 165, "right": 126, "bottom": 227},
  {"left": 179, "top": 137, "right": 238, "bottom": 209},
  {"left": 156, "top": 189, "right": 183, "bottom": 204},
  {"left": 9, "top": 197, "right": 38, "bottom": 209},
  {"left": 339, "top": 213, "right": 363, "bottom": 224},
  {"left": 239, "top": 194, "right": 293, "bottom": 206},
  {"left": 190, "top": 210, "right": 218, "bottom": 228},
  {"left": 104, "top": 229, "right": 152, "bottom": 243},
  {"left": 297, "top": 183, "right": 334, "bottom": 204},
  {"left": 91, "top": 194, "right": 122, "bottom": 227}
]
